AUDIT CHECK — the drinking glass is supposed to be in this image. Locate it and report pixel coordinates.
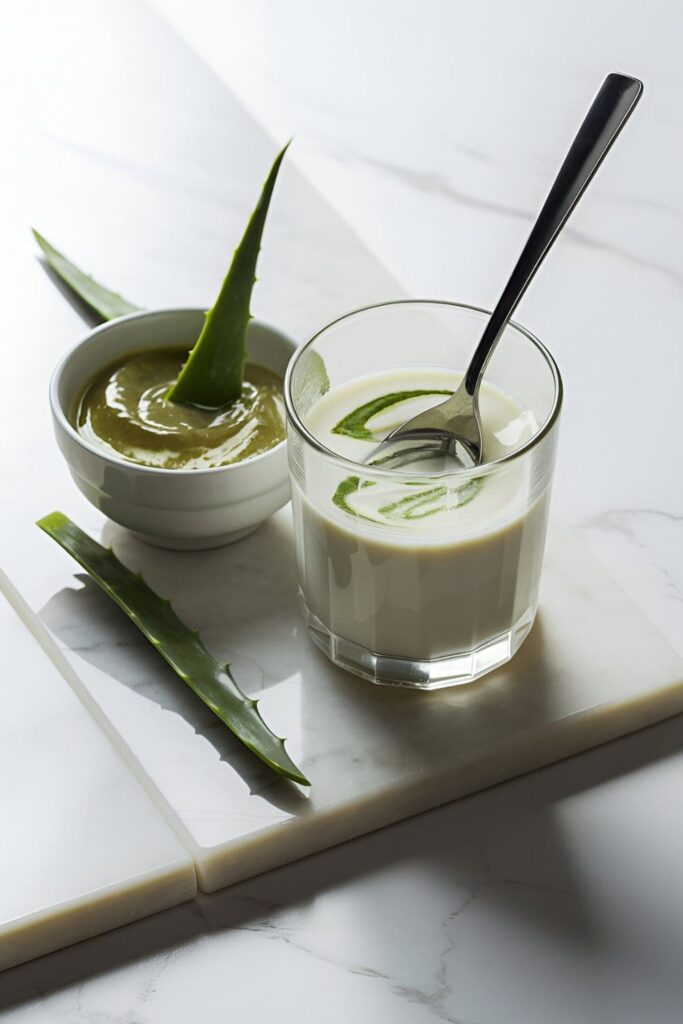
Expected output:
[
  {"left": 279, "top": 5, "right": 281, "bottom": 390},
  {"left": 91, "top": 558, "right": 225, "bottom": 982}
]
[{"left": 285, "top": 300, "right": 562, "bottom": 690}]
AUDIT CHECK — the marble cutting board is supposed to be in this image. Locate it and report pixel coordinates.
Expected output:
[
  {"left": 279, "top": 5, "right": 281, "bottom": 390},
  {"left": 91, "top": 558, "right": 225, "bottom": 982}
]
[{"left": 3, "top": 509, "right": 682, "bottom": 911}]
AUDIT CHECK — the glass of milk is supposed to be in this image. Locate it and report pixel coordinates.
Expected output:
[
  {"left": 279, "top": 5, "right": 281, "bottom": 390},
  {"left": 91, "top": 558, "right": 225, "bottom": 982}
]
[{"left": 284, "top": 300, "right": 562, "bottom": 690}]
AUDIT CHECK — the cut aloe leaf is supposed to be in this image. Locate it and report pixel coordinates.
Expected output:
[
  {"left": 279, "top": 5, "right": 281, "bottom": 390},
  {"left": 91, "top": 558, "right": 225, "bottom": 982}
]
[
  {"left": 32, "top": 229, "right": 140, "bottom": 321},
  {"left": 37, "top": 512, "right": 309, "bottom": 787},
  {"left": 167, "top": 143, "right": 290, "bottom": 408}
]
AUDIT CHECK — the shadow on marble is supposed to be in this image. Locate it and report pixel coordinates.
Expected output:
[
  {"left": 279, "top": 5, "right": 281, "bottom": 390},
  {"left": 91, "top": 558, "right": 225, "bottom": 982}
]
[
  {"left": 3, "top": 710, "right": 683, "bottom": 1012},
  {"left": 38, "top": 572, "right": 309, "bottom": 815},
  {"left": 300, "top": 611, "right": 558, "bottom": 764}
]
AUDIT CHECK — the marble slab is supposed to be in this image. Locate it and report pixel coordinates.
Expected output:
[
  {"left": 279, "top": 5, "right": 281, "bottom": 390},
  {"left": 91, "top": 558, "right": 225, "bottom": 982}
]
[
  {"left": 0, "top": 570, "right": 196, "bottom": 972},
  {"left": 2, "top": 0, "right": 682, "bottom": 975},
  {"left": 5, "top": 510, "right": 681, "bottom": 897}
]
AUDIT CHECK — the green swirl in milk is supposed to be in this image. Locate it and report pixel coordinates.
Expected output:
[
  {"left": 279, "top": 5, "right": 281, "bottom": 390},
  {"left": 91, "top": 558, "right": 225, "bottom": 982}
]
[
  {"left": 330, "top": 389, "right": 484, "bottom": 525},
  {"left": 332, "top": 474, "right": 484, "bottom": 525},
  {"left": 332, "top": 389, "right": 452, "bottom": 441}
]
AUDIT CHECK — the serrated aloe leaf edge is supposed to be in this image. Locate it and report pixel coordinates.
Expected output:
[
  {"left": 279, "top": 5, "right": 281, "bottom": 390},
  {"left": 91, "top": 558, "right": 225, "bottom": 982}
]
[
  {"left": 37, "top": 512, "right": 309, "bottom": 787},
  {"left": 167, "top": 142, "right": 290, "bottom": 407},
  {"left": 32, "top": 229, "right": 141, "bottom": 322}
]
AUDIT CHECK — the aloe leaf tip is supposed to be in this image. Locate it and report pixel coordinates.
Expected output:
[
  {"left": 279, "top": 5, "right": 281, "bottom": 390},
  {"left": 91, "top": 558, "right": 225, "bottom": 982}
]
[{"left": 166, "top": 142, "right": 291, "bottom": 408}]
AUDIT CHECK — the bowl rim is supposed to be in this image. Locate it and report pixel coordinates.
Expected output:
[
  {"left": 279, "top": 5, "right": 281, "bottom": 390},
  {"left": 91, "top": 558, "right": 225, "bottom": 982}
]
[
  {"left": 50, "top": 306, "right": 295, "bottom": 477},
  {"left": 284, "top": 298, "right": 563, "bottom": 480}
]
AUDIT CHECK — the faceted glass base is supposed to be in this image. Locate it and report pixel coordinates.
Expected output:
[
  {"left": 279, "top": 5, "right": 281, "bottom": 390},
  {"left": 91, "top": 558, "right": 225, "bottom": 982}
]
[{"left": 300, "top": 594, "right": 536, "bottom": 690}]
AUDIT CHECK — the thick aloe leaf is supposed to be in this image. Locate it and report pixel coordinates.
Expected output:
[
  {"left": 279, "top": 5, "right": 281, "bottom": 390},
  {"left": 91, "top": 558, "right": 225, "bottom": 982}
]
[
  {"left": 167, "top": 143, "right": 290, "bottom": 408},
  {"left": 332, "top": 389, "right": 452, "bottom": 440},
  {"left": 37, "top": 512, "right": 309, "bottom": 786},
  {"left": 32, "top": 229, "right": 140, "bottom": 321}
]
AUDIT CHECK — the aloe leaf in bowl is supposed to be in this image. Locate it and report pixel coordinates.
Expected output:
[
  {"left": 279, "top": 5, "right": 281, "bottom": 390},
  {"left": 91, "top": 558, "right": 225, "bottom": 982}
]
[
  {"left": 37, "top": 512, "right": 309, "bottom": 787},
  {"left": 168, "top": 142, "right": 290, "bottom": 407},
  {"left": 34, "top": 142, "right": 290, "bottom": 408}
]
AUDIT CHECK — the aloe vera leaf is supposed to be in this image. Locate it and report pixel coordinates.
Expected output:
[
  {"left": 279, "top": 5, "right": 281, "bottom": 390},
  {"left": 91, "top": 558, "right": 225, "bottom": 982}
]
[
  {"left": 37, "top": 512, "right": 309, "bottom": 786},
  {"left": 32, "top": 229, "right": 141, "bottom": 321},
  {"left": 332, "top": 389, "right": 452, "bottom": 441},
  {"left": 167, "top": 143, "right": 290, "bottom": 408}
]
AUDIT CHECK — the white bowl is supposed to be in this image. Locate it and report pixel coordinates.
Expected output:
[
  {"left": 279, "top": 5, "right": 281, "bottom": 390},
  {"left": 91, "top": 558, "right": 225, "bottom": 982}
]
[{"left": 50, "top": 307, "right": 296, "bottom": 549}]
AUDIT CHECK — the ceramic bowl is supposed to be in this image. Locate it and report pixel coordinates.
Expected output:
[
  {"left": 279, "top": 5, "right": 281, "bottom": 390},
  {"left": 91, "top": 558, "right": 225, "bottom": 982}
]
[{"left": 50, "top": 307, "right": 296, "bottom": 549}]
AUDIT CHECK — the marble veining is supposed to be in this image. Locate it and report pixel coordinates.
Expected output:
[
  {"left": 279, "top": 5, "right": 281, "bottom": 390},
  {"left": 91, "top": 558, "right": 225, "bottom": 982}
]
[
  {"left": 578, "top": 507, "right": 683, "bottom": 660},
  {"left": 582, "top": 507, "right": 683, "bottom": 603},
  {"left": 333, "top": 148, "right": 683, "bottom": 291}
]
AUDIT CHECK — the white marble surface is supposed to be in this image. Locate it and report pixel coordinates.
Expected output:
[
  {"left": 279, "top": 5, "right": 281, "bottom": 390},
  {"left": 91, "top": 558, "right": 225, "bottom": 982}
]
[
  {"left": 0, "top": 573, "right": 195, "bottom": 971},
  {"left": 2, "top": 1, "right": 683, "bottom": 1021}
]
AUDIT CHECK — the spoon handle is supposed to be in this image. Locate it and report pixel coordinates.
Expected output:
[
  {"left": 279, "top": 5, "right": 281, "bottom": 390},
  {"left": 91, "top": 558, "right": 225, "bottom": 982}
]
[{"left": 464, "top": 72, "right": 643, "bottom": 396}]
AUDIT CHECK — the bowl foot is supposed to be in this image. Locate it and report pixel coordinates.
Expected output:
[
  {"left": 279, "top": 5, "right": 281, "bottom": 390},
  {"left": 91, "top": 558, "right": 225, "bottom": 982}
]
[{"left": 129, "top": 523, "right": 261, "bottom": 551}]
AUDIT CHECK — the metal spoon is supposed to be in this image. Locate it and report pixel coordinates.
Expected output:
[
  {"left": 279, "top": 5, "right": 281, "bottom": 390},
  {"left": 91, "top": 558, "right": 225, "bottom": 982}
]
[{"left": 367, "top": 72, "right": 643, "bottom": 471}]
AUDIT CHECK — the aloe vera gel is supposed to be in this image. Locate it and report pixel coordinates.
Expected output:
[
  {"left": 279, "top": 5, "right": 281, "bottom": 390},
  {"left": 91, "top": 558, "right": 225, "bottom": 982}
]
[
  {"left": 73, "top": 346, "right": 285, "bottom": 470},
  {"left": 285, "top": 300, "right": 562, "bottom": 688}
]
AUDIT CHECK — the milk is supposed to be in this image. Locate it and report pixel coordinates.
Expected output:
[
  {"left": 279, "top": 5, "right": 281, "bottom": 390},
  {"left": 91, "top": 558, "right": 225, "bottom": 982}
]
[{"left": 292, "top": 368, "right": 552, "bottom": 663}]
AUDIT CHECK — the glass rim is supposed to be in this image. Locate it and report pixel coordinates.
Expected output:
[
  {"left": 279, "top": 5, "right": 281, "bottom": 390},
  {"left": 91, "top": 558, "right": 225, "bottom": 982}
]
[{"left": 284, "top": 298, "right": 563, "bottom": 480}]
